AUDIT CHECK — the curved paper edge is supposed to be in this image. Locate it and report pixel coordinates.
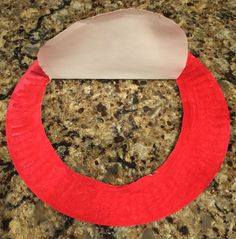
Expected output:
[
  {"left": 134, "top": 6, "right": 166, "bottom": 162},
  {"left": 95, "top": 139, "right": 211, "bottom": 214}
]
[
  {"left": 6, "top": 54, "right": 230, "bottom": 226},
  {"left": 37, "top": 9, "right": 188, "bottom": 79}
]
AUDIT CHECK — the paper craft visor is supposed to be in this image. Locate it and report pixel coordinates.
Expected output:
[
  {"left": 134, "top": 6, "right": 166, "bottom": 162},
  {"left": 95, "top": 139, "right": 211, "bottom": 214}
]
[{"left": 6, "top": 9, "right": 230, "bottom": 226}]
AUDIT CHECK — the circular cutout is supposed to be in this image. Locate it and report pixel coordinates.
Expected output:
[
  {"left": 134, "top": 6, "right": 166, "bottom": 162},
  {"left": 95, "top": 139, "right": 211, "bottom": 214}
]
[
  {"left": 6, "top": 53, "right": 230, "bottom": 226},
  {"left": 41, "top": 78, "right": 182, "bottom": 185}
]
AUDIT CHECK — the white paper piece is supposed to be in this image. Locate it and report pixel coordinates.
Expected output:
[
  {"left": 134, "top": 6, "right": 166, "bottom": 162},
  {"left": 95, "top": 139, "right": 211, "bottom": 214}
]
[{"left": 38, "top": 9, "right": 188, "bottom": 79}]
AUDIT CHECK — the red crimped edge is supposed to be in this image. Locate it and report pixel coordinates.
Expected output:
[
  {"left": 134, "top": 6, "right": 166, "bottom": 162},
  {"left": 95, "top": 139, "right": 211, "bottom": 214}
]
[{"left": 6, "top": 53, "right": 230, "bottom": 226}]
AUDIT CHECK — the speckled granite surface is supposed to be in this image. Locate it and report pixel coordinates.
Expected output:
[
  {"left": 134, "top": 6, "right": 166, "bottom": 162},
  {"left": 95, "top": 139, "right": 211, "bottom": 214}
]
[{"left": 0, "top": 0, "right": 236, "bottom": 239}]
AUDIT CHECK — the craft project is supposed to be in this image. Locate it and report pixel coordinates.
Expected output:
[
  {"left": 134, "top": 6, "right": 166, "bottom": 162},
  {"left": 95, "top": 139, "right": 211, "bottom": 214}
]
[{"left": 6, "top": 9, "right": 230, "bottom": 226}]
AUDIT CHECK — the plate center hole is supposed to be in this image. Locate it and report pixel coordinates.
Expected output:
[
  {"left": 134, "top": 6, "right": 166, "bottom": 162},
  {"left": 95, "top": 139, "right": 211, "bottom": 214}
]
[{"left": 42, "top": 79, "right": 182, "bottom": 185}]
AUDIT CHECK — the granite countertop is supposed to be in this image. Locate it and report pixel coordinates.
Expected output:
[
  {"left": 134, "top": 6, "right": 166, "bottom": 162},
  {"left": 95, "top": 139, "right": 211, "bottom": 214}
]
[{"left": 0, "top": 1, "right": 236, "bottom": 239}]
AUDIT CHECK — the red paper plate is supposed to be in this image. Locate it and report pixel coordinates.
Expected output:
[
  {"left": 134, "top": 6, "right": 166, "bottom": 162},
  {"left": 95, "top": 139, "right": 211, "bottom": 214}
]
[{"left": 6, "top": 53, "right": 230, "bottom": 226}]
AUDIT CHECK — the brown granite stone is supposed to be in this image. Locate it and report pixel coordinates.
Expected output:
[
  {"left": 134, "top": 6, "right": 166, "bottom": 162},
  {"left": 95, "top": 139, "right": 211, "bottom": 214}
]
[{"left": 0, "top": 0, "right": 235, "bottom": 239}]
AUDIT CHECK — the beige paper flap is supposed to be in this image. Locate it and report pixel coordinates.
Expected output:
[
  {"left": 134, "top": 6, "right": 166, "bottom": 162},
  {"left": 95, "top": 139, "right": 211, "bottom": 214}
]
[{"left": 37, "top": 9, "right": 188, "bottom": 79}]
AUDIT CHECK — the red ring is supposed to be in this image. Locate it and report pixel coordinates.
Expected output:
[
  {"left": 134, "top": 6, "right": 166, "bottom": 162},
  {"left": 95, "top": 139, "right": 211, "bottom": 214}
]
[{"left": 6, "top": 53, "right": 230, "bottom": 226}]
